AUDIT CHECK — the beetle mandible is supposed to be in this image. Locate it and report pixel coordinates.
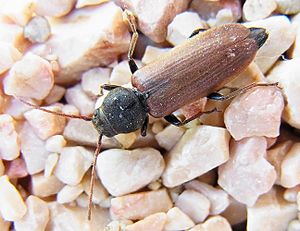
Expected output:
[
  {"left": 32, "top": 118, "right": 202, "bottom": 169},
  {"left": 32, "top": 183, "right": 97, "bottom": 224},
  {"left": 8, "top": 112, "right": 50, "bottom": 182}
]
[{"left": 20, "top": 10, "right": 278, "bottom": 220}]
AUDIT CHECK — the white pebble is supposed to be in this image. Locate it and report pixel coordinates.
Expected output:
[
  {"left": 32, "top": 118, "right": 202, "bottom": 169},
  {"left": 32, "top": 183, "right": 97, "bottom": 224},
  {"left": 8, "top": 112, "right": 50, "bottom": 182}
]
[
  {"left": 44, "top": 85, "right": 66, "bottom": 105},
  {"left": 142, "top": 46, "right": 171, "bottom": 65},
  {"left": 23, "top": 16, "right": 51, "bottom": 43},
  {"left": 110, "top": 60, "right": 141, "bottom": 86},
  {"left": 34, "top": 0, "right": 76, "bottom": 17},
  {"left": 284, "top": 186, "right": 300, "bottom": 203},
  {"left": 155, "top": 125, "right": 185, "bottom": 151},
  {"left": 57, "top": 184, "right": 84, "bottom": 204},
  {"left": 45, "top": 135, "right": 66, "bottom": 153},
  {"left": 31, "top": 173, "right": 64, "bottom": 197},
  {"left": 44, "top": 153, "right": 59, "bottom": 177},
  {"left": 0, "top": 42, "right": 22, "bottom": 75},
  {"left": 76, "top": 0, "right": 109, "bottom": 8},
  {"left": 190, "top": 215, "right": 232, "bottom": 231},
  {"left": 243, "top": 0, "right": 277, "bottom": 21},
  {"left": 288, "top": 220, "right": 300, "bottom": 231},
  {"left": 276, "top": 0, "right": 300, "bottom": 15},
  {"left": 165, "top": 207, "right": 195, "bottom": 230},
  {"left": 126, "top": 213, "right": 167, "bottom": 231}
]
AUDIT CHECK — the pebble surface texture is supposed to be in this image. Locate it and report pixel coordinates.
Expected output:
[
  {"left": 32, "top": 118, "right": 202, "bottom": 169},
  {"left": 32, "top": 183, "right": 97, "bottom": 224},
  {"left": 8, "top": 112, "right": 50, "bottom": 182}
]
[{"left": 0, "top": 0, "right": 298, "bottom": 230}]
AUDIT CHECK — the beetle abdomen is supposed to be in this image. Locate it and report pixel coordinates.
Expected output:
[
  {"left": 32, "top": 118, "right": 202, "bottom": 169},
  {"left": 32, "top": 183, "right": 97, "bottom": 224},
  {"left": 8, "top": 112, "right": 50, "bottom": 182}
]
[{"left": 132, "top": 24, "right": 262, "bottom": 118}]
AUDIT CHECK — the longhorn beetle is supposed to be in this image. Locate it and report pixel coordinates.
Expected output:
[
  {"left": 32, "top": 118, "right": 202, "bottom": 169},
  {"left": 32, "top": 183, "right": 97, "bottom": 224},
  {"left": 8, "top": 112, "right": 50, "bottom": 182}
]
[{"left": 19, "top": 10, "right": 278, "bottom": 220}]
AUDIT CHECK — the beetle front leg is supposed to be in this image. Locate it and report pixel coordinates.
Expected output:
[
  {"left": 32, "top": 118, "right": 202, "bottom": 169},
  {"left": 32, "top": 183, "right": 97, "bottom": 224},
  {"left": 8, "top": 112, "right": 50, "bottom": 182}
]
[{"left": 123, "top": 10, "right": 139, "bottom": 74}]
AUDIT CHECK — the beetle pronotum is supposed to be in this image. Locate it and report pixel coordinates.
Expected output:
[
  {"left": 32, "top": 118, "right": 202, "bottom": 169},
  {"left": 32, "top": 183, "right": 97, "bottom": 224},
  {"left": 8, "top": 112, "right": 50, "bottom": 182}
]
[{"left": 19, "top": 10, "right": 278, "bottom": 220}]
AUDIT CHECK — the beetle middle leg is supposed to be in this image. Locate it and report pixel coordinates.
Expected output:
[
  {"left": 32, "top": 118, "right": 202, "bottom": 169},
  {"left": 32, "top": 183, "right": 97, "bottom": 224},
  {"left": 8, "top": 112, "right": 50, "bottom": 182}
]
[{"left": 123, "top": 9, "right": 139, "bottom": 74}]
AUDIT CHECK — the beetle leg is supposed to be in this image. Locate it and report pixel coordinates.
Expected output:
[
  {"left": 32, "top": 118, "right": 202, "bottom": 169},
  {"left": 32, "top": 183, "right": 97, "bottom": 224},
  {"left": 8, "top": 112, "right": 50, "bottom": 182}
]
[
  {"left": 141, "top": 115, "right": 149, "bottom": 136},
  {"left": 164, "top": 114, "right": 183, "bottom": 126},
  {"left": 208, "top": 82, "right": 280, "bottom": 101},
  {"left": 123, "top": 9, "right": 139, "bottom": 74},
  {"left": 101, "top": 84, "right": 120, "bottom": 91},
  {"left": 189, "top": 28, "right": 207, "bottom": 38}
]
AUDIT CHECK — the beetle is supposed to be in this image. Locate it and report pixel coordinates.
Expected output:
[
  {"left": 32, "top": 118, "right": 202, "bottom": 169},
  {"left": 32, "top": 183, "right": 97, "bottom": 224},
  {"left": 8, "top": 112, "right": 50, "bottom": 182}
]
[{"left": 20, "top": 10, "right": 278, "bottom": 220}]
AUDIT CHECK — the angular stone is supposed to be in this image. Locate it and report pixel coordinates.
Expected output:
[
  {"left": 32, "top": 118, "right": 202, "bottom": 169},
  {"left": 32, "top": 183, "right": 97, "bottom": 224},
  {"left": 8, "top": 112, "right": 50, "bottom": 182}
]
[
  {"left": 175, "top": 189, "right": 210, "bottom": 223},
  {"left": 4, "top": 97, "right": 32, "bottom": 120},
  {"left": 14, "top": 196, "right": 49, "bottom": 231},
  {"left": 57, "top": 184, "right": 84, "bottom": 204},
  {"left": 284, "top": 185, "right": 300, "bottom": 203},
  {"left": 44, "top": 85, "right": 66, "bottom": 105},
  {"left": 162, "top": 125, "right": 230, "bottom": 187},
  {"left": 218, "top": 137, "right": 276, "bottom": 206},
  {"left": 44, "top": 153, "right": 59, "bottom": 177},
  {"left": 34, "top": 0, "right": 76, "bottom": 17},
  {"left": 142, "top": 46, "right": 171, "bottom": 65},
  {"left": 24, "top": 16, "right": 51, "bottom": 43},
  {"left": 110, "top": 60, "right": 141, "bottom": 86},
  {"left": 165, "top": 207, "right": 195, "bottom": 231},
  {"left": 0, "top": 175, "right": 27, "bottom": 221},
  {"left": 0, "top": 42, "right": 22, "bottom": 75},
  {"left": 224, "top": 86, "right": 284, "bottom": 140},
  {"left": 45, "top": 135, "right": 66, "bottom": 153},
  {"left": 31, "top": 173, "right": 64, "bottom": 197},
  {"left": 243, "top": 0, "right": 277, "bottom": 21},
  {"left": 5, "top": 158, "right": 28, "bottom": 179},
  {"left": 97, "top": 148, "right": 164, "bottom": 196},
  {"left": 189, "top": 215, "right": 232, "bottom": 231},
  {"left": 110, "top": 189, "right": 172, "bottom": 220},
  {"left": 126, "top": 213, "right": 167, "bottom": 231},
  {"left": 155, "top": 125, "right": 185, "bottom": 151},
  {"left": 114, "top": 132, "right": 137, "bottom": 149}
]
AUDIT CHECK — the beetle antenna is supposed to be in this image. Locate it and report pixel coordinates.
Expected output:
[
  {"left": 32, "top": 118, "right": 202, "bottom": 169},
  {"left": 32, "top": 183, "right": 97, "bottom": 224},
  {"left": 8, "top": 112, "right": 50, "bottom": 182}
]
[
  {"left": 17, "top": 97, "right": 93, "bottom": 121},
  {"left": 88, "top": 134, "right": 103, "bottom": 220}
]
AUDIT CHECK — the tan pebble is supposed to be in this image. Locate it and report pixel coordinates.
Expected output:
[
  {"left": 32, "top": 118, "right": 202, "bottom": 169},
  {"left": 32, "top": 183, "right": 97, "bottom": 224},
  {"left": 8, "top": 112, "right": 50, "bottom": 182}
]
[
  {"left": 44, "top": 153, "right": 59, "bottom": 177},
  {"left": 190, "top": 215, "right": 232, "bottom": 231},
  {"left": 247, "top": 188, "right": 297, "bottom": 231},
  {"left": 0, "top": 114, "right": 20, "bottom": 160},
  {"left": 24, "top": 105, "right": 66, "bottom": 140},
  {"left": 142, "top": 46, "right": 171, "bottom": 65},
  {"left": 224, "top": 86, "right": 284, "bottom": 140},
  {"left": 268, "top": 59, "right": 300, "bottom": 129},
  {"left": 65, "top": 84, "right": 95, "bottom": 116},
  {"left": 45, "top": 135, "right": 66, "bottom": 153},
  {"left": 114, "top": 133, "right": 137, "bottom": 149},
  {"left": 218, "top": 137, "right": 276, "bottom": 206},
  {"left": 39, "top": 2, "right": 130, "bottom": 84},
  {"left": 0, "top": 215, "right": 10, "bottom": 231},
  {"left": 3, "top": 53, "right": 54, "bottom": 100},
  {"left": 243, "top": 0, "right": 277, "bottom": 21},
  {"left": 19, "top": 122, "right": 49, "bottom": 174},
  {"left": 221, "top": 197, "right": 247, "bottom": 226},
  {"left": 76, "top": 0, "right": 109, "bottom": 8},
  {"left": 97, "top": 148, "right": 164, "bottom": 196},
  {"left": 288, "top": 220, "right": 300, "bottom": 231},
  {"left": 151, "top": 121, "right": 165, "bottom": 134},
  {"left": 24, "top": 16, "right": 51, "bottom": 43},
  {"left": 284, "top": 186, "right": 300, "bottom": 203},
  {"left": 162, "top": 125, "right": 230, "bottom": 187},
  {"left": 185, "top": 180, "right": 230, "bottom": 215},
  {"left": 110, "top": 189, "right": 172, "bottom": 220},
  {"left": 5, "top": 158, "right": 28, "bottom": 179},
  {"left": 47, "top": 202, "right": 110, "bottom": 230},
  {"left": 165, "top": 207, "right": 195, "bottom": 230},
  {"left": 81, "top": 67, "right": 110, "bottom": 98},
  {"left": 57, "top": 184, "right": 84, "bottom": 204},
  {"left": 31, "top": 173, "right": 64, "bottom": 197},
  {"left": 125, "top": 213, "right": 167, "bottom": 231},
  {"left": 0, "top": 175, "right": 27, "bottom": 221},
  {"left": 276, "top": 0, "right": 300, "bottom": 15},
  {"left": 147, "top": 180, "right": 162, "bottom": 191},
  {"left": 0, "top": 159, "right": 4, "bottom": 176},
  {"left": 155, "top": 125, "right": 185, "bottom": 151},
  {"left": 14, "top": 196, "right": 49, "bottom": 231},
  {"left": 34, "top": 0, "right": 76, "bottom": 17},
  {"left": 54, "top": 146, "right": 93, "bottom": 185},
  {"left": 292, "top": 13, "right": 300, "bottom": 59},
  {"left": 244, "top": 16, "right": 296, "bottom": 73},
  {"left": 175, "top": 189, "right": 210, "bottom": 223},
  {"left": 266, "top": 141, "right": 293, "bottom": 185},
  {"left": 0, "top": 42, "right": 22, "bottom": 75},
  {"left": 44, "top": 85, "right": 66, "bottom": 105},
  {"left": 281, "top": 143, "right": 300, "bottom": 188},
  {"left": 167, "top": 12, "right": 206, "bottom": 46}
]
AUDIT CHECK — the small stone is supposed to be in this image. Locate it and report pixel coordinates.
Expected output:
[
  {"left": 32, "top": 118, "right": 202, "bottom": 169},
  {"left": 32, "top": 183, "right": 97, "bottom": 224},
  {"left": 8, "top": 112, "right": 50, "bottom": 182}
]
[
  {"left": 75, "top": 193, "right": 89, "bottom": 208},
  {"left": 24, "top": 16, "right": 51, "bottom": 43},
  {"left": 208, "top": 8, "right": 235, "bottom": 27},
  {"left": 162, "top": 125, "right": 230, "bottom": 187},
  {"left": 104, "top": 220, "right": 133, "bottom": 231},
  {"left": 284, "top": 186, "right": 300, "bottom": 203},
  {"left": 4, "top": 97, "right": 31, "bottom": 120},
  {"left": 155, "top": 125, "right": 185, "bottom": 151},
  {"left": 44, "top": 85, "right": 66, "bottom": 105},
  {"left": 281, "top": 143, "right": 300, "bottom": 188},
  {"left": 54, "top": 146, "right": 93, "bottom": 185},
  {"left": 81, "top": 67, "right": 111, "bottom": 98},
  {"left": 247, "top": 188, "right": 297, "bottom": 231},
  {"left": 76, "top": 0, "right": 109, "bottom": 8},
  {"left": 189, "top": 216, "right": 232, "bottom": 231},
  {"left": 114, "top": 132, "right": 137, "bottom": 149},
  {"left": 0, "top": 114, "right": 20, "bottom": 160},
  {"left": 0, "top": 159, "right": 4, "bottom": 176},
  {"left": 167, "top": 12, "right": 206, "bottom": 46},
  {"left": 34, "top": 0, "right": 76, "bottom": 17},
  {"left": 243, "top": 0, "right": 277, "bottom": 21},
  {"left": 221, "top": 197, "right": 247, "bottom": 226},
  {"left": 44, "top": 153, "right": 59, "bottom": 177},
  {"left": 110, "top": 189, "right": 172, "bottom": 220},
  {"left": 165, "top": 207, "right": 195, "bottom": 231},
  {"left": 185, "top": 180, "right": 230, "bottom": 215},
  {"left": 244, "top": 16, "right": 296, "bottom": 73},
  {"left": 45, "top": 135, "right": 66, "bottom": 153},
  {"left": 142, "top": 46, "right": 171, "bottom": 65},
  {"left": 276, "top": 0, "right": 300, "bottom": 15},
  {"left": 65, "top": 84, "right": 95, "bottom": 116},
  {"left": 147, "top": 180, "right": 162, "bottom": 191},
  {"left": 224, "top": 86, "right": 284, "bottom": 140},
  {"left": 31, "top": 173, "right": 64, "bottom": 197},
  {"left": 19, "top": 122, "right": 49, "bottom": 175},
  {"left": 0, "top": 175, "right": 27, "bottom": 221},
  {"left": 288, "top": 220, "right": 300, "bottom": 231},
  {"left": 292, "top": 13, "right": 300, "bottom": 59},
  {"left": 97, "top": 148, "right": 164, "bottom": 196},
  {"left": 0, "top": 215, "right": 10, "bottom": 231},
  {"left": 126, "top": 213, "right": 167, "bottom": 231},
  {"left": 175, "top": 189, "right": 210, "bottom": 223},
  {"left": 47, "top": 202, "right": 110, "bottom": 230},
  {"left": 5, "top": 158, "right": 28, "bottom": 179},
  {"left": 0, "top": 42, "right": 22, "bottom": 75},
  {"left": 218, "top": 137, "right": 276, "bottom": 206},
  {"left": 3, "top": 53, "right": 54, "bottom": 100},
  {"left": 14, "top": 196, "right": 49, "bottom": 231},
  {"left": 57, "top": 184, "right": 84, "bottom": 204},
  {"left": 24, "top": 105, "right": 66, "bottom": 140},
  {"left": 268, "top": 59, "right": 300, "bottom": 129},
  {"left": 110, "top": 60, "right": 141, "bottom": 86},
  {"left": 62, "top": 104, "right": 80, "bottom": 116}
]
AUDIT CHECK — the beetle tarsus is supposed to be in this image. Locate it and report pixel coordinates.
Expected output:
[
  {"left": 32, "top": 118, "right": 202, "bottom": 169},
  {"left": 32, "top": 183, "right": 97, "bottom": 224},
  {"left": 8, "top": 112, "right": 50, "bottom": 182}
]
[
  {"left": 129, "top": 59, "right": 138, "bottom": 74},
  {"left": 189, "top": 28, "right": 206, "bottom": 38}
]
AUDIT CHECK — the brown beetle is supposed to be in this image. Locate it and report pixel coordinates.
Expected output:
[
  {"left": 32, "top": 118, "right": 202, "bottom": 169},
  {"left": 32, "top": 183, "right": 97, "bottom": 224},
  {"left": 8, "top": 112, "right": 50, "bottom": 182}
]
[{"left": 20, "top": 10, "right": 277, "bottom": 220}]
